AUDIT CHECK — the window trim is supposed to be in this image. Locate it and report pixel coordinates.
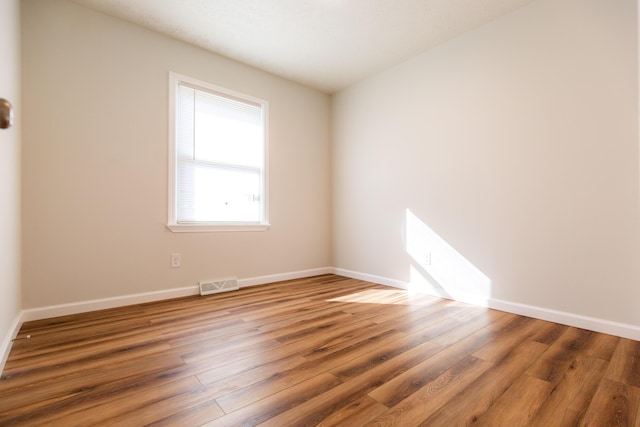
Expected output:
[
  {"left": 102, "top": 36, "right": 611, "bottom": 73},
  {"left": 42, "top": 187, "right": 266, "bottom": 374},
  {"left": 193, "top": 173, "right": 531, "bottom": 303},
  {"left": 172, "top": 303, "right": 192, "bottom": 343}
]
[{"left": 167, "top": 72, "right": 270, "bottom": 233}]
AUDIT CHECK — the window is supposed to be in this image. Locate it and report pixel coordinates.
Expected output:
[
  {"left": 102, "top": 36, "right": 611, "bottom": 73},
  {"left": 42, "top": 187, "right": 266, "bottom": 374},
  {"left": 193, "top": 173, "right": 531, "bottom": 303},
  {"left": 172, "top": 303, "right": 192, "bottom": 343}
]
[
  {"left": 168, "top": 73, "right": 269, "bottom": 231},
  {"left": 168, "top": 73, "right": 269, "bottom": 232}
]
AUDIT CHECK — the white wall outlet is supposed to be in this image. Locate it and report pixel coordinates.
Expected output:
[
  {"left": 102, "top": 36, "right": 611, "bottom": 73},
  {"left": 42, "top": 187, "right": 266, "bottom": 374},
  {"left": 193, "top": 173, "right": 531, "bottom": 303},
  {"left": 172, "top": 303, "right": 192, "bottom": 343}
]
[
  {"left": 170, "top": 253, "right": 181, "bottom": 268},
  {"left": 424, "top": 252, "right": 432, "bottom": 266}
]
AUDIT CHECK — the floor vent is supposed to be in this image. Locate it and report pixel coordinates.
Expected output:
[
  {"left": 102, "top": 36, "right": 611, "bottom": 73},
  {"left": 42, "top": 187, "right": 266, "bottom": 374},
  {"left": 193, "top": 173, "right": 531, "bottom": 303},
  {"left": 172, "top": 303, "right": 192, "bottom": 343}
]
[{"left": 199, "top": 278, "right": 239, "bottom": 296}]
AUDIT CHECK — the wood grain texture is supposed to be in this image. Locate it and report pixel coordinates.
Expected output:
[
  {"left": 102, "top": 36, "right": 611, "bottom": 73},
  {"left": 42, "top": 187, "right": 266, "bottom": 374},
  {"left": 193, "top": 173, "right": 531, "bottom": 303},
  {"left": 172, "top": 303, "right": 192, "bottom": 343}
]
[{"left": 1, "top": 274, "right": 639, "bottom": 426}]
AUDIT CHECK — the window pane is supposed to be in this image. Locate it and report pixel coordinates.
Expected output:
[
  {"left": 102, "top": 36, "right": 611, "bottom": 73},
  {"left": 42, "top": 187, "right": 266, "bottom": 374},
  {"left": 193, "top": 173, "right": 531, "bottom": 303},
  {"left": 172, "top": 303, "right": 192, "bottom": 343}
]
[
  {"left": 177, "top": 161, "right": 261, "bottom": 223},
  {"left": 176, "top": 85, "right": 195, "bottom": 160},
  {"left": 194, "top": 109, "right": 263, "bottom": 167}
]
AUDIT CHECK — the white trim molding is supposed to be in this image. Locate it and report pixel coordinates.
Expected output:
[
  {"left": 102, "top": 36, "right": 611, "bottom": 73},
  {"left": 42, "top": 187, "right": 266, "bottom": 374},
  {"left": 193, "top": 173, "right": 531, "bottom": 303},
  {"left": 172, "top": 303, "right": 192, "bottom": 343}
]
[
  {"left": 20, "top": 267, "right": 334, "bottom": 323},
  {"left": 1, "top": 312, "right": 23, "bottom": 375},
  {"left": 21, "top": 286, "right": 200, "bottom": 323},
  {"left": 239, "top": 267, "right": 333, "bottom": 287},
  {"left": 7, "top": 265, "right": 640, "bottom": 365},
  {"left": 333, "top": 268, "right": 640, "bottom": 341},
  {"left": 489, "top": 298, "right": 640, "bottom": 342},
  {"left": 332, "top": 268, "right": 408, "bottom": 290}
]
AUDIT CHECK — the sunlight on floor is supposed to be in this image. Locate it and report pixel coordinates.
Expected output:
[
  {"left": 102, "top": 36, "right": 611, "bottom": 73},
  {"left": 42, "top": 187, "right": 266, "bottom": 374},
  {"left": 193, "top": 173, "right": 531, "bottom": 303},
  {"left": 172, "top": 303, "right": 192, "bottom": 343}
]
[{"left": 327, "top": 288, "right": 443, "bottom": 306}]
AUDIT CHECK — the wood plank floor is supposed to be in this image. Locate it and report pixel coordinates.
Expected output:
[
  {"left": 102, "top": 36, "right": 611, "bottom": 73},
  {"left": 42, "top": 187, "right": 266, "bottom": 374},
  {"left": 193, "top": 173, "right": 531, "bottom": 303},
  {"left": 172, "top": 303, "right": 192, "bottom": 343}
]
[{"left": 2, "top": 274, "right": 640, "bottom": 426}]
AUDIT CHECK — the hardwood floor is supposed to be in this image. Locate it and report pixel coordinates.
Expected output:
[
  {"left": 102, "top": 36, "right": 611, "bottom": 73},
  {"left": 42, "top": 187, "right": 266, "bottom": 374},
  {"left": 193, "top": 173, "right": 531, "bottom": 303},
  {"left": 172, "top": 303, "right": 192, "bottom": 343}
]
[{"left": 1, "top": 274, "right": 639, "bottom": 426}]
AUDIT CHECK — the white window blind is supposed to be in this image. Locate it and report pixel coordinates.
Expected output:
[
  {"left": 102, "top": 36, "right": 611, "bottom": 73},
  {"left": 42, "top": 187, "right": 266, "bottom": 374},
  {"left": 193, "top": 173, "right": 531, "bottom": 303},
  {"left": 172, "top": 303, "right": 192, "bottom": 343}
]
[{"left": 169, "top": 73, "right": 268, "bottom": 231}]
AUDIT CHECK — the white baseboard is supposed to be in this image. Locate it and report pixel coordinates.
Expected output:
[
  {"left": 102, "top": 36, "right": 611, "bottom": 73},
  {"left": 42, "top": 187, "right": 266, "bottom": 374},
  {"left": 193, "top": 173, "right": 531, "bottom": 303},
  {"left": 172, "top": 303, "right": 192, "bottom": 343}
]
[
  {"left": 334, "top": 268, "right": 640, "bottom": 341},
  {"left": 21, "top": 286, "right": 200, "bottom": 323},
  {"left": 20, "top": 267, "right": 334, "bottom": 323},
  {"left": 332, "top": 268, "right": 408, "bottom": 290},
  {"left": 488, "top": 298, "right": 640, "bottom": 342},
  {"left": 10, "top": 266, "right": 640, "bottom": 346},
  {"left": 239, "top": 267, "right": 333, "bottom": 287},
  {"left": 1, "top": 312, "right": 23, "bottom": 375}
]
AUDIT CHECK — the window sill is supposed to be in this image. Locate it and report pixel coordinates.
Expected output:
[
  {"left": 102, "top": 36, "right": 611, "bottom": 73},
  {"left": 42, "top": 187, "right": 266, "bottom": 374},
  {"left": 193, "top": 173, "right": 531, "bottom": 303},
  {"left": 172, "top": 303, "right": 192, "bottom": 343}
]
[{"left": 167, "top": 223, "right": 271, "bottom": 233}]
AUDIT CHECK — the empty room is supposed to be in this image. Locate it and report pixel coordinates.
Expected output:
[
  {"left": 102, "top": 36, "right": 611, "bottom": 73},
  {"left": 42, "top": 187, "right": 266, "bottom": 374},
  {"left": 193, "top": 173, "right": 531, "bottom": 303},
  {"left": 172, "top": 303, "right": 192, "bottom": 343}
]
[{"left": 1, "top": 0, "right": 640, "bottom": 425}]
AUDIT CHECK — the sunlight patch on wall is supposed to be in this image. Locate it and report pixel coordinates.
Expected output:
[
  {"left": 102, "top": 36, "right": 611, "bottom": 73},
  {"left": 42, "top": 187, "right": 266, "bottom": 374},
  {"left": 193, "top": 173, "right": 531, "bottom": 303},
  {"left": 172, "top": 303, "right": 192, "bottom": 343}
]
[{"left": 405, "top": 209, "right": 492, "bottom": 305}]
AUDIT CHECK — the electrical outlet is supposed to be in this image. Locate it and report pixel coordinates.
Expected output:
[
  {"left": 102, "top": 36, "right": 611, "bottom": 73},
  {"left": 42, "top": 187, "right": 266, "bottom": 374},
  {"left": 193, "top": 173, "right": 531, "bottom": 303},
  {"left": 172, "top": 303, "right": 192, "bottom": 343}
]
[
  {"left": 171, "top": 253, "right": 181, "bottom": 268},
  {"left": 424, "top": 252, "right": 431, "bottom": 266}
]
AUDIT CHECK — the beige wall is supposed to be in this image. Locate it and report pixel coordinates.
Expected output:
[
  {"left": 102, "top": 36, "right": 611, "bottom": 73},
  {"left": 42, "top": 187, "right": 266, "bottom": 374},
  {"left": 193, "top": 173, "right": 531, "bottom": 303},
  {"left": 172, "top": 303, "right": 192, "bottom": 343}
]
[
  {"left": 332, "top": 0, "right": 640, "bottom": 325},
  {"left": 19, "top": 0, "right": 640, "bottom": 333},
  {"left": 21, "top": 0, "right": 331, "bottom": 308},
  {"left": 0, "top": 0, "right": 22, "bottom": 362}
]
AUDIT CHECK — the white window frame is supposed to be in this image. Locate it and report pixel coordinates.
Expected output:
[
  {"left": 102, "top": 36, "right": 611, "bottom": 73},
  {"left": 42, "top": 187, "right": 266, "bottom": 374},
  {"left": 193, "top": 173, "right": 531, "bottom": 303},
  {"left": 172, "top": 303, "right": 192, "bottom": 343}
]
[{"left": 167, "top": 72, "right": 270, "bottom": 232}]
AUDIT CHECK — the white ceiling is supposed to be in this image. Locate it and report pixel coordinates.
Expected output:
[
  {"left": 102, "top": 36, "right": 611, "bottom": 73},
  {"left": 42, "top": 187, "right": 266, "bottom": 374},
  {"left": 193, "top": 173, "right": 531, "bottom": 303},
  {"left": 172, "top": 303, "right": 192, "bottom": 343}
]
[{"left": 71, "top": 0, "right": 536, "bottom": 93}]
